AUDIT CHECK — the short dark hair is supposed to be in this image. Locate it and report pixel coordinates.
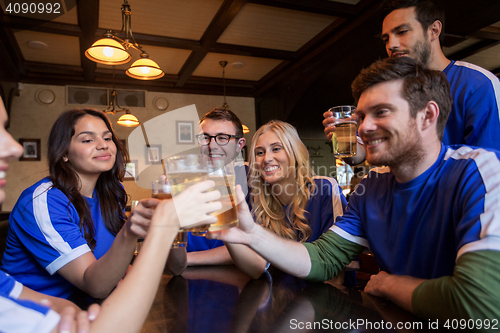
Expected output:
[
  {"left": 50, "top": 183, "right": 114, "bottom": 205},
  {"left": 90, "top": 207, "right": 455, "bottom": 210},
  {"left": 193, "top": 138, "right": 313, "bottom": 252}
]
[
  {"left": 200, "top": 107, "right": 244, "bottom": 138},
  {"left": 382, "top": 0, "right": 445, "bottom": 44},
  {"left": 351, "top": 57, "right": 451, "bottom": 140}
]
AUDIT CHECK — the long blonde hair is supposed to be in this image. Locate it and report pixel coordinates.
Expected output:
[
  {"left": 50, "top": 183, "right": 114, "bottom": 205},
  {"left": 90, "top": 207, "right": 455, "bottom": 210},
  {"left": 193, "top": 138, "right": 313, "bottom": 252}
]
[{"left": 248, "top": 120, "right": 316, "bottom": 242}]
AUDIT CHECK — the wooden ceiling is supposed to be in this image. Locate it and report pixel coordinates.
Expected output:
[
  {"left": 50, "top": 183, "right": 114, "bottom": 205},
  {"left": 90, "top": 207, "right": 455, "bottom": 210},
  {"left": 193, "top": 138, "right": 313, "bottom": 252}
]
[{"left": 0, "top": 0, "right": 499, "bottom": 106}]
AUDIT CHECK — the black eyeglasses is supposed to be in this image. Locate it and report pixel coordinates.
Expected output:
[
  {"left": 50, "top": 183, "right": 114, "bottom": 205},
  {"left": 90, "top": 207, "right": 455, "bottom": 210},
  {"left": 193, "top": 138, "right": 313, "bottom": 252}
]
[{"left": 195, "top": 133, "right": 240, "bottom": 146}]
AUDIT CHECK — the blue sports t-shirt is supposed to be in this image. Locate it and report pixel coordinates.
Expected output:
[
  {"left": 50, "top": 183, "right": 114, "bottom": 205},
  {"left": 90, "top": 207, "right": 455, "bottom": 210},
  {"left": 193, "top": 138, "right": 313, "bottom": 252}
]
[
  {"left": 0, "top": 295, "right": 60, "bottom": 333},
  {"left": 331, "top": 144, "right": 500, "bottom": 279},
  {"left": 282, "top": 177, "right": 346, "bottom": 242},
  {"left": 1, "top": 178, "right": 116, "bottom": 299},
  {"left": 0, "top": 270, "right": 22, "bottom": 299},
  {"left": 442, "top": 60, "right": 500, "bottom": 150}
]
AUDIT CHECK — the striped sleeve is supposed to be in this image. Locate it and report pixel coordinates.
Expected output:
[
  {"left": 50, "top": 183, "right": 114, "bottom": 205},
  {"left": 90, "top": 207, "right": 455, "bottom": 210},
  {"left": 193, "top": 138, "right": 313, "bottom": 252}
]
[
  {"left": 12, "top": 182, "right": 90, "bottom": 275},
  {"left": 0, "top": 295, "right": 60, "bottom": 333}
]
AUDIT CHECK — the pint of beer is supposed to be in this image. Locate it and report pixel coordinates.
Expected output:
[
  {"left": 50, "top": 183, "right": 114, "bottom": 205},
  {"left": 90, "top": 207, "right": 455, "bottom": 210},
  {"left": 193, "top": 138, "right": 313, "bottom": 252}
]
[
  {"left": 207, "top": 160, "right": 238, "bottom": 232},
  {"left": 166, "top": 154, "right": 238, "bottom": 235},
  {"left": 329, "top": 105, "right": 357, "bottom": 158},
  {"left": 152, "top": 178, "right": 188, "bottom": 248}
]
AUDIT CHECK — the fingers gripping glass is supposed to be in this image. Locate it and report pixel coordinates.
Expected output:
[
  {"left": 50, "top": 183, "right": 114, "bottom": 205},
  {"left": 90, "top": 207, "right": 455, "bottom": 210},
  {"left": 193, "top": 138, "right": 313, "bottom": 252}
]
[{"left": 196, "top": 134, "right": 240, "bottom": 146}]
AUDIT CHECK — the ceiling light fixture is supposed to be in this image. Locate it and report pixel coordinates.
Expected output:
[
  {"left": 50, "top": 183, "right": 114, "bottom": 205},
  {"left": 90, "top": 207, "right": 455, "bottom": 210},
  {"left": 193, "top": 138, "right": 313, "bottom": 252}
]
[
  {"left": 104, "top": 89, "right": 140, "bottom": 127},
  {"left": 219, "top": 60, "right": 249, "bottom": 134},
  {"left": 85, "top": 0, "right": 164, "bottom": 80},
  {"left": 220, "top": 60, "right": 229, "bottom": 110}
]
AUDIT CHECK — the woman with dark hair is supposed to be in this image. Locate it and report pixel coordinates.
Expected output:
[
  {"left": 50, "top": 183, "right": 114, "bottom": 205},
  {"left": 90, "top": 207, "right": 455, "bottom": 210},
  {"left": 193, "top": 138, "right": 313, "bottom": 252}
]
[{"left": 1, "top": 109, "right": 155, "bottom": 300}]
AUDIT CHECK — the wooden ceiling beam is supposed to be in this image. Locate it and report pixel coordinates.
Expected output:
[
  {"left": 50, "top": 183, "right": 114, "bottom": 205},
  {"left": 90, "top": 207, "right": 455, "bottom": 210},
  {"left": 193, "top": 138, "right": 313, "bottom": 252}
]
[
  {"left": 469, "top": 27, "right": 500, "bottom": 41},
  {"left": 175, "top": 0, "right": 248, "bottom": 88},
  {"left": 211, "top": 43, "right": 295, "bottom": 60},
  {"left": 0, "top": 10, "right": 25, "bottom": 80},
  {"left": 0, "top": 16, "right": 81, "bottom": 37},
  {"left": 448, "top": 39, "right": 500, "bottom": 61},
  {"left": 20, "top": 73, "right": 255, "bottom": 97},
  {"left": 78, "top": 0, "right": 99, "bottom": 82},
  {"left": 254, "top": 0, "right": 382, "bottom": 96},
  {"left": 97, "top": 29, "right": 201, "bottom": 50}
]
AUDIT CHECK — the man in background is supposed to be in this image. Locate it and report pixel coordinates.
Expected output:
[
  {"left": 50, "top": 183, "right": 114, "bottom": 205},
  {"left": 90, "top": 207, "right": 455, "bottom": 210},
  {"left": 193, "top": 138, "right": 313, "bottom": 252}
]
[{"left": 323, "top": 0, "right": 500, "bottom": 161}]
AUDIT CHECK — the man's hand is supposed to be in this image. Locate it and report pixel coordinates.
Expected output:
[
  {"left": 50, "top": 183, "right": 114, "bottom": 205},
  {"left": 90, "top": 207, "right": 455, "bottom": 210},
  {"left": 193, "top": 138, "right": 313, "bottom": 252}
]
[
  {"left": 365, "top": 271, "right": 426, "bottom": 313},
  {"left": 125, "top": 198, "right": 160, "bottom": 238},
  {"left": 322, "top": 109, "right": 337, "bottom": 140}
]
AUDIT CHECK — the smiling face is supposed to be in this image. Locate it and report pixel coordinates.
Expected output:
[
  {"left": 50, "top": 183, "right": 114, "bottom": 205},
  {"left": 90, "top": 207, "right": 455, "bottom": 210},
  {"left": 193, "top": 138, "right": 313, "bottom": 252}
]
[
  {"left": 382, "top": 7, "right": 431, "bottom": 66},
  {"left": 254, "top": 130, "right": 293, "bottom": 186},
  {"left": 357, "top": 80, "right": 424, "bottom": 168},
  {"left": 199, "top": 119, "right": 244, "bottom": 164},
  {"left": 0, "top": 98, "right": 23, "bottom": 204},
  {"left": 65, "top": 115, "right": 117, "bottom": 183}
]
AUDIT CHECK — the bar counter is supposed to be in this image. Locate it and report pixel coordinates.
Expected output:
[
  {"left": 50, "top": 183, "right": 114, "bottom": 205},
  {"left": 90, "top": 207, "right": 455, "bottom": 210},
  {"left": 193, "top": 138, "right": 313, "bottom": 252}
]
[{"left": 140, "top": 266, "right": 451, "bottom": 333}]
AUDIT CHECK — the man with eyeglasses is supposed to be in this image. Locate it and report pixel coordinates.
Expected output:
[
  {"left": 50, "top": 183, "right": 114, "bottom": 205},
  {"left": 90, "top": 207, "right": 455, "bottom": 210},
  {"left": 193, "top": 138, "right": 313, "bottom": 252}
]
[{"left": 166, "top": 107, "right": 248, "bottom": 274}]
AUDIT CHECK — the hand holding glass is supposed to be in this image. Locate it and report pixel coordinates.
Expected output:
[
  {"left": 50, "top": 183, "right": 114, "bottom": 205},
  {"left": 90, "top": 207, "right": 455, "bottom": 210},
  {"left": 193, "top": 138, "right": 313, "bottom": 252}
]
[
  {"left": 152, "top": 178, "right": 188, "bottom": 248},
  {"left": 329, "top": 105, "right": 357, "bottom": 158},
  {"left": 166, "top": 154, "right": 238, "bottom": 236}
]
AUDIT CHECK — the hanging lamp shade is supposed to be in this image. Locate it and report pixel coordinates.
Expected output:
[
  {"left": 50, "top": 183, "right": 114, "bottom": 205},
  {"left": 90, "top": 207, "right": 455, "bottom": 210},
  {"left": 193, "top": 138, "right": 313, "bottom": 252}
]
[
  {"left": 85, "top": 37, "right": 131, "bottom": 65},
  {"left": 116, "top": 113, "right": 140, "bottom": 127},
  {"left": 242, "top": 125, "right": 250, "bottom": 134},
  {"left": 126, "top": 55, "right": 164, "bottom": 80}
]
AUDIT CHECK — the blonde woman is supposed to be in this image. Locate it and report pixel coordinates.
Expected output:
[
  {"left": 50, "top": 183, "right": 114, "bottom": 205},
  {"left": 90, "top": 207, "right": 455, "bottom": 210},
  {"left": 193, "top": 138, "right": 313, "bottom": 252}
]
[{"left": 222, "top": 120, "right": 348, "bottom": 280}]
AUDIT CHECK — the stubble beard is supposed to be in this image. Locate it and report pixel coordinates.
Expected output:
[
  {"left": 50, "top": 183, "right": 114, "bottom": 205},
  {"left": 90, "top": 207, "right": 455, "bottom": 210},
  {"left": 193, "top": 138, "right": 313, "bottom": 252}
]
[{"left": 366, "top": 121, "right": 425, "bottom": 169}]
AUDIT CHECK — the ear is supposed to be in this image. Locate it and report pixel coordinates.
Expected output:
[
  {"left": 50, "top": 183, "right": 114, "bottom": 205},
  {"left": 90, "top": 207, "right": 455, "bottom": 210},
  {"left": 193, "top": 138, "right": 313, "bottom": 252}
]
[
  {"left": 420, "top": 101, "right": 439, "bottom": 133},
  {"left": 63, "top": 156, "right": 69, "bottom": 162},
  {"left": 237, "top": 137, "right": 246, "bottom": 150},
  {"left": 428, "top": 20, "right": 442, "bottom": 42}
]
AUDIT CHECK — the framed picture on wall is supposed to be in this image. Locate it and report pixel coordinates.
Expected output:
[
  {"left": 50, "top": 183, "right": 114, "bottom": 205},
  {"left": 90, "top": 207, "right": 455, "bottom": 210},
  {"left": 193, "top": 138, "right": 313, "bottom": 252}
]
[
  {"left": 176, "top": 121, "right": 194, "bottom": 144},
  {"left": 124, "top": 160, "right": 138, "bottom": 181},
  {"left": 19, "top": 139, "right": 41, "bottom": 161},
  {"left": 145, "top": 145, "right": 162, "bottom": 165}
]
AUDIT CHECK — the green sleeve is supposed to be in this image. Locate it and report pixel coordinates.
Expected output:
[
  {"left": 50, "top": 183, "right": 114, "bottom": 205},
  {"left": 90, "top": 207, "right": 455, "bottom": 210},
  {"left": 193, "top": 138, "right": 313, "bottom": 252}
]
[
  {"left": 413, "top": 250, "right": 500, "bottom": 323},
  {"left": 303, "top": 230, "right": 366, "bottom": 282}
]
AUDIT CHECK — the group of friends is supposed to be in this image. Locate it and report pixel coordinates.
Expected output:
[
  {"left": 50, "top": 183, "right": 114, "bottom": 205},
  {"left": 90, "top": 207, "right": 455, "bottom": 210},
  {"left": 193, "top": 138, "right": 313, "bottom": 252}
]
[{"left": 0, "top": 0, "right": 499, "bottom": 332}]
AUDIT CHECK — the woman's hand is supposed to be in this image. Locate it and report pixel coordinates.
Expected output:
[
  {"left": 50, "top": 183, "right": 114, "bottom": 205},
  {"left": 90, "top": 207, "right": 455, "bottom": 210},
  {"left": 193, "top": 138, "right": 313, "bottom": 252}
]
[{"left": 125, "top": 198, "right": 160, "bottom": 238}]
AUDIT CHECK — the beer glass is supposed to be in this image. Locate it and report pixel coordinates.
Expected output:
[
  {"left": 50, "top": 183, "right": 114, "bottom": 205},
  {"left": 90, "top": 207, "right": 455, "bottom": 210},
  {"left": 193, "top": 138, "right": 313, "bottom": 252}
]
[
  {"left": 166, "top": 154, "right": 238, "bottom": 235},
  {"left": 152, "top": 178, "right": 188, "bottom": 248},
  {"left": 329, "top": 105, "right": 357, "bottom": 158},
  {"left": 166, "top": 154, "right": 211, "bottom": 235},
  {"left": 206, "top": 159, "right": 238, "bottom": 232},
  {"left": 130, "top": 200, "right": 143, "bottom": 256}
]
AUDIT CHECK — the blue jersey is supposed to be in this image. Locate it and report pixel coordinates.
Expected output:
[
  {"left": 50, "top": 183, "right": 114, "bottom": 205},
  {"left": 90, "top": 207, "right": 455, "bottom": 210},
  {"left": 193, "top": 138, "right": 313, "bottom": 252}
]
[
  {"left": 332, "top": 145, "right": 500, "bottom": 279},
  {"left": 442, "top": 61, "right": 500, "bottom": 150},
  {"left": 283, "top": 177, "right": 346, "bottom": 242},
  {"left": 0, "top": 270, "right": 22, "bottom": 299},
  {"left": 0, "top": 295, "right": 59, "bottom": 333},
  {"left": 1, "top": 178, "right": 116, "bottom": 299}
]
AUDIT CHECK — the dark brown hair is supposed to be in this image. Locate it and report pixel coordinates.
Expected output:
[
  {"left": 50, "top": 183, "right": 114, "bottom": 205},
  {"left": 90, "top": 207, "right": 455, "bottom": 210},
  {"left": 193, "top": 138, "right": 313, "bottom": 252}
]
[
  {"left": 351, "top": 57, "right": 451, "bottom": 140},
  {"left": 200, "top": 107, "right": 244, "bottom": 138},
  {"left": 48, "top": 109, "right": 129, "bottom": 249},
  {"left": 382, "top": 0, "right": 445, "bottom": 44}
]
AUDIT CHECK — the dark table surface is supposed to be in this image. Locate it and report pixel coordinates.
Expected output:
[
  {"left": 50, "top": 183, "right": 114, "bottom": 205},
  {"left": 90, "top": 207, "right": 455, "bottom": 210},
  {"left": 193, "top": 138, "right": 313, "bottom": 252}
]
[{"left": 140, "top": 266, "right": 452, "bottom": 333}]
